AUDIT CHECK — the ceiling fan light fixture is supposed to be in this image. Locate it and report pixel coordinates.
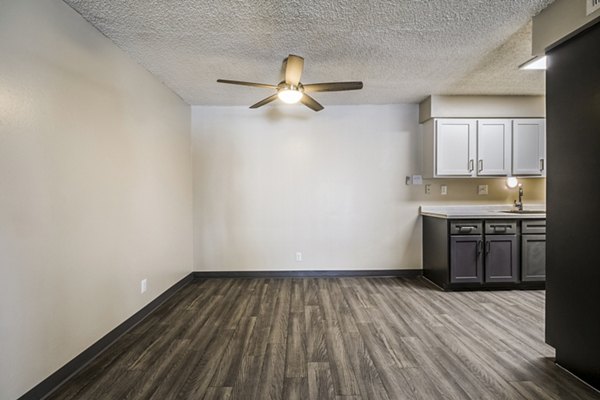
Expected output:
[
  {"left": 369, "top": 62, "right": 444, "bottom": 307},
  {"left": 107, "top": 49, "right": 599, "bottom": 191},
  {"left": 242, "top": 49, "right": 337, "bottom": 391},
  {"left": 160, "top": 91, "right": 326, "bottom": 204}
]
[
  {"left": 217, "top": 54, "right": 362, "bottom": 111},
  {"left": 277, "top": 88, "right": 303, "bottom": 104}
]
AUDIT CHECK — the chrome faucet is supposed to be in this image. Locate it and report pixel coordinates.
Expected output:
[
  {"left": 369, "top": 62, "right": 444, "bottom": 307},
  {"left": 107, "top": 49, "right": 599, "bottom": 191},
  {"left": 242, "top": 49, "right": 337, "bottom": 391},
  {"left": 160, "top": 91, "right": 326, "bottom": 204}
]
[{"left": 514, "top": 185, "right": 524, "bottom": 211}]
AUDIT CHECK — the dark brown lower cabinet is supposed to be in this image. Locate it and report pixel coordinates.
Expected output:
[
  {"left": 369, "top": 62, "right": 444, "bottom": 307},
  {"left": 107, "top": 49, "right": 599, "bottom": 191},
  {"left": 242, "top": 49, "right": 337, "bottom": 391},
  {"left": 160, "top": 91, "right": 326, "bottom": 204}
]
[
  {"left": 485, "top": 235, "right": 519, "bottom": 283},
  {"left": 521, "top": 234, "right": 546, "bottom": 282},
  {"left": 450, "top": 235, "right": 483, "bottom": 284},
  {"left": 449, "top": 231, "right": 518, "bottom": 285},
  {"left": 423, "top": 216, "right": 545, "bottom": 290}
]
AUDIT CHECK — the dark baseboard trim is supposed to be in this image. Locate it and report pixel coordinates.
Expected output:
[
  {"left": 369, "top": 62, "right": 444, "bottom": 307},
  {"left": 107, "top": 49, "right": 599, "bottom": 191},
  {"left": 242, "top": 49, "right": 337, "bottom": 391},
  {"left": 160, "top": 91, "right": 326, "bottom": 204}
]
[
  {"left": 19, "top": 272, "right": 194, "bottom": 400},
  {"left": 555, "top": 362, "right": 600, "bottom": 393},
  {"left": 193, "top": 269, "right": 422, "bottom": 279}
]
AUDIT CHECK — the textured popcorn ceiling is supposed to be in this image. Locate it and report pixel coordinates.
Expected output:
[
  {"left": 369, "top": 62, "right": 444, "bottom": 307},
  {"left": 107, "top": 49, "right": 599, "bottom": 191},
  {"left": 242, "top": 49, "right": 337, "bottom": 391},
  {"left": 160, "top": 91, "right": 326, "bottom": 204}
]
[{"left": 63, "top": 0, "right": 553, "bottom": 105}]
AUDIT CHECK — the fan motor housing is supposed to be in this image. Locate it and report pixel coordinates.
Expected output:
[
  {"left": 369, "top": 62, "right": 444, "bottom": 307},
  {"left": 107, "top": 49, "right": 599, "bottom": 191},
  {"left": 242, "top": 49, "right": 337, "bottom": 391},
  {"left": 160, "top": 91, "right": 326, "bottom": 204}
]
[{"left": 277, "top": 81, "right": 304, "bottom": 93}]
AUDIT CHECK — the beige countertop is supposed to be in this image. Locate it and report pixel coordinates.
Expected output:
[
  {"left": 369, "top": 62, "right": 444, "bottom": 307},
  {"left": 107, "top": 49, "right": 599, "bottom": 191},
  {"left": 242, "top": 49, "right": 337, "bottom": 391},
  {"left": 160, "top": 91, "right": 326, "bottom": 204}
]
[{"left": 420, "top": 204, "right": 546, "bottom": 219}]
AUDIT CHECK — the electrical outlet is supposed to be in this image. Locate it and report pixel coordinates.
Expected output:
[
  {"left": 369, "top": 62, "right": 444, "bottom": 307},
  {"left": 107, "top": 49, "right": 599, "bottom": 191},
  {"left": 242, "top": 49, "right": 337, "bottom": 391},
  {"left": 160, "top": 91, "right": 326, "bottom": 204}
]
[
  {"left": 295, "top": 252, "right": 302, "bottom": 262},
  {"left": 425, "top": 184, "right": 431, "bottom": 194},
  {"left": 478, "top": 185, "right": 489, "bottom": 195},
  {"left": 140, "top": 279, "right": 147, "bottom": 294},
  {"left": 441, "top": 185, "right": 448, "bottom": 195}
]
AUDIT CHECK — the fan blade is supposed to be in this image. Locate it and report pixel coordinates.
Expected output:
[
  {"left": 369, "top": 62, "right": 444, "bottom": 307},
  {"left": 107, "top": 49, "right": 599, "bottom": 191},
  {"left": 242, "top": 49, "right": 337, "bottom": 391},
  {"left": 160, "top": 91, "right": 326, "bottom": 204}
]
[
  {"left": 249, "top": 93, "right": 279, "bottom": 109},
  {"left": 217, "top": 79, "right": 277, "bottom": 89},
  {"left": 284, "top": 55, "right": 304, "bottom": 86},
  {"left": 302, "top": 81, "right": 363, "bottom": 93},
  {"left": 300, "top": 94, "right": 324, "bottom": 112}
]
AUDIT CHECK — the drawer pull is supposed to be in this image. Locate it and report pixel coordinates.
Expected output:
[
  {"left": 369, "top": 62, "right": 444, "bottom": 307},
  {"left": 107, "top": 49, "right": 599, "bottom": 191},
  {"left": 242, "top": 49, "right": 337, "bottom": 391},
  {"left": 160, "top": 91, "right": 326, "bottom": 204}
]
[{"left": 490, "top": 224, "right": 512, "bottom": 232}]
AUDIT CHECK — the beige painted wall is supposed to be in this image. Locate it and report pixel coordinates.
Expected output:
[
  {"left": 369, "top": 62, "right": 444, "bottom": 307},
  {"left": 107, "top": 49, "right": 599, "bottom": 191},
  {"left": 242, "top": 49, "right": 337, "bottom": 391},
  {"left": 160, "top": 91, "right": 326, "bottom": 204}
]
[
  {"left": 192, "top": 105, "right": 545, "bottom": 272},
  {"left": 0, "top": 1, "right": 193, "bottom": 398},
  {"left": 532, "top": 0, "right": 600, "bottom": 55},
  {"left": 419, "top": 95, "right": 545, "bottom": 123}
]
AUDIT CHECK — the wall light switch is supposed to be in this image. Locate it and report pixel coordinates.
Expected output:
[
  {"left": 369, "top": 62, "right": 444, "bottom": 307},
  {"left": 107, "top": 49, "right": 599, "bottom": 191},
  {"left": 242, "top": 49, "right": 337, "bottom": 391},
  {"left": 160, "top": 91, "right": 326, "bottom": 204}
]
[
  {"left": 441, "top": 185, "right": 448, "bottom": 195},
  {"left": 478, "top": 185, "right": 489, "bottom": 195},
  {"left": 412, "top": 175, "right": 423, "bottom": 185},
  {"left": 295, "top": 252, "right": 302, "bottom": 262},
  {"left": 141, "top": 279, "right": 147, "bottom": 294}
]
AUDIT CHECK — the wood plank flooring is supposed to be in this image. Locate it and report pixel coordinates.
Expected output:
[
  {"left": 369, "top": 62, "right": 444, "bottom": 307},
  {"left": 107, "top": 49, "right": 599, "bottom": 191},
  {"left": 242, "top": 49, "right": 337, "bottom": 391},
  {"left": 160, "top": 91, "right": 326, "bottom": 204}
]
[{"left": 48, "top": 277, "right": 600, "bottom": 400}]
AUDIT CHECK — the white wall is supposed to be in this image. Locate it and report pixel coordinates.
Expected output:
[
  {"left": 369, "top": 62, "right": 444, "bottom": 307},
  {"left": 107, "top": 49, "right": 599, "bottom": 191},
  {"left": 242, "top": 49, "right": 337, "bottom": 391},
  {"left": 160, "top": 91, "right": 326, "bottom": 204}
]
[
  {"left": 0, "top": 1, "right": 193, "bottom": 398},
  {"left": 192, "top": 105, "right": 545, "bottom": 272}
]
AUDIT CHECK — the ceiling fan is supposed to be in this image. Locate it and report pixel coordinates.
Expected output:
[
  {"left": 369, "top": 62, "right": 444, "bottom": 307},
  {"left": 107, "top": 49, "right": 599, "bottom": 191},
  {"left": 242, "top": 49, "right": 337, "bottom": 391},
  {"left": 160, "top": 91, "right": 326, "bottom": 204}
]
[{"left": 217, "top": 55, "right": 363, "bottom": 112}]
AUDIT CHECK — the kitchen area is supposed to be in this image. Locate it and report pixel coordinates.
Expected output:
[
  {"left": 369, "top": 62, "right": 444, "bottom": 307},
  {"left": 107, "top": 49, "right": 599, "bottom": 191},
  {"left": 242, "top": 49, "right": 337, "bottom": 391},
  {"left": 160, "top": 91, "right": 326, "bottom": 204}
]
[
  {"left": 421, "top": 204, "right": 546, "bottom": 290},
  {"left": 417, "top": 95, "right": 547, "bottom": 291}
]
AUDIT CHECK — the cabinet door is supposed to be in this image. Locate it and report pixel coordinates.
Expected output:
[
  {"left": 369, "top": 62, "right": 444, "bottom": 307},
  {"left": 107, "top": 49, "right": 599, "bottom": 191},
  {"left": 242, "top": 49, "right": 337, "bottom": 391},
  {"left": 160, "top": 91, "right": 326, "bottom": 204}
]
[
  {"left": 485, "top": 235, "right": 519, "bottom": 283},
  {"left": 512, "top": 119, "right": 546, "bottom": 176},
  {"left": 522, "top": 234, "right": 546, "bottom": 282},
  {"left": 450, "top": 235, "right": 483, "bottom": 283},
  {"left": 436, "top": 119, "right": 476, "bottom": 176},
  {"left": 477, "top": 120, "right": 511, "bottom": 176}
]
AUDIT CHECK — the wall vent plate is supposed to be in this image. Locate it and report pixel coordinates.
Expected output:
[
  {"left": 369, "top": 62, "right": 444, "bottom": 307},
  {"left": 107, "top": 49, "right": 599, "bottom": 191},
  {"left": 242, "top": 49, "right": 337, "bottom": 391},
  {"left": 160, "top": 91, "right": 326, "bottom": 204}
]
[{"left": 587, "top": 0, "right": 600, "bottom": 15}]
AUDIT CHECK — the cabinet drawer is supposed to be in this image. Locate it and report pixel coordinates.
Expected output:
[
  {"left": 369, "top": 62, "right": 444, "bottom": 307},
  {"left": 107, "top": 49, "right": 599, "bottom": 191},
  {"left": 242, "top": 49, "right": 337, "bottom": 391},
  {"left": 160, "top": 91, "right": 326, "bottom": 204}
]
[
  {"left": 485, "top": 220, "right": 517, "bottom": 234},
  {"left": 449, "top": 221, "right": 482, "bottom": 235},
  {"left": 522, "top": 219, "right": 546, "bottom": 234}
]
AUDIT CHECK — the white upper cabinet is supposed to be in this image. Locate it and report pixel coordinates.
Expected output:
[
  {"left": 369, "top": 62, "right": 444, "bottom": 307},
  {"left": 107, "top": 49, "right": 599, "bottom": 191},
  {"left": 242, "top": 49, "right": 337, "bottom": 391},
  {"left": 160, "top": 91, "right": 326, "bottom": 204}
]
[
  {"left": 422, "top": 118, "right": 546, "bottom": 178},
  {"left": 435, "top": 119, "right": 476, "bottom": 176},
  {"left": 477, "top": 120, "right": 511, "bottom": 176},
  {"left": 512, "top": 119, "right": 546, "bottom": 176}
]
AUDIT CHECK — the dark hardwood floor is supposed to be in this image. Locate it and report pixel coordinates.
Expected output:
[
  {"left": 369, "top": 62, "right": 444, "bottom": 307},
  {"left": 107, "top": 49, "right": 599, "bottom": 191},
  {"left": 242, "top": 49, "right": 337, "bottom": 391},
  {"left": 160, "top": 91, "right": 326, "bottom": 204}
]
[{"left": 48, "top": 277, "right": 600, "bottom": 400}]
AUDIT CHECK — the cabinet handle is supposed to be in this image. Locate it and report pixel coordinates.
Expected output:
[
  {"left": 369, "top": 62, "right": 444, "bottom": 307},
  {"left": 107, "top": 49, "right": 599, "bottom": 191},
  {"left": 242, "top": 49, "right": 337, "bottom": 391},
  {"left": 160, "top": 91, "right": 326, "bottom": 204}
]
[
  {"left": 478, "top": 160, "right": 483, "bottom": 172},
  {"left": 485, "top": 241, "right": 491, "bottom": 254},
  {"left": 540, "top": 159, "right": 545, "bottom": 171},
  {"left": 490, "top": 224, "right": 511, "bottom": 232},
  {"left": 469, "top": 159, "right": 474, "bottom": 172},
  {"left": 477, "top": 240, "right": 483, "bottom": 255}
]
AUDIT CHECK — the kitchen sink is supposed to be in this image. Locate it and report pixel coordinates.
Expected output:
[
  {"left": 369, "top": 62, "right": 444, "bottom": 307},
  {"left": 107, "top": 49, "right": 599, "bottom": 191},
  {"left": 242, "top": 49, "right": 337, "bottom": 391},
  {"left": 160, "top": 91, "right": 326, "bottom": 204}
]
[{"left": 500, "top": 210, "right": 546, "bottom": 214}]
